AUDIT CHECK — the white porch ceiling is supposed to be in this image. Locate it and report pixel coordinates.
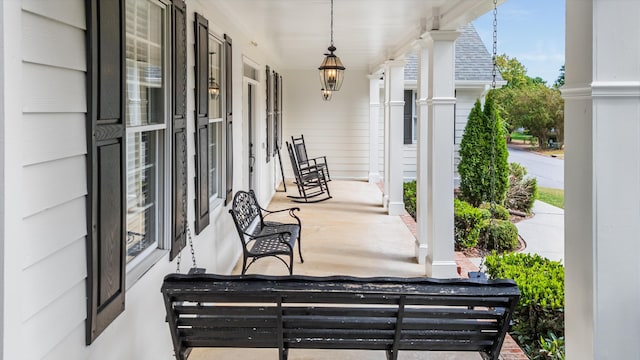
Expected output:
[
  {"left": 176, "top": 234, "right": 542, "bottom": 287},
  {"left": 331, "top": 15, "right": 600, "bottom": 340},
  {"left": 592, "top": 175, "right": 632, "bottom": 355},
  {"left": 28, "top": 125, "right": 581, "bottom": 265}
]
[{"left": 214, "top": 0, "right": 502, "bottom": 73}]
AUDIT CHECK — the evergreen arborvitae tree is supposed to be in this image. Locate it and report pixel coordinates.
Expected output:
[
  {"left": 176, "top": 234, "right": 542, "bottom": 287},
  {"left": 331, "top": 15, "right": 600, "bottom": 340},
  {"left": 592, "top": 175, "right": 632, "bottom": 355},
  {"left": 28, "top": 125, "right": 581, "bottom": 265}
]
[
  {"left": 484, "top": 91, "right": 509, "bottom": 205},
  {"left": 458, "top": 100, "right": 487, "bottom": 207},
  {"left": 458, "top": 92, "right": 509, "bottom": 207}
]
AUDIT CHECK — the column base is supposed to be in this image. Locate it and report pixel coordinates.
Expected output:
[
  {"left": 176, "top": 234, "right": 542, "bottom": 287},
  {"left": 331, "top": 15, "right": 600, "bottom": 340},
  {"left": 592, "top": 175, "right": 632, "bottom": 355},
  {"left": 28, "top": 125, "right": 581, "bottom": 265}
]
[
  {"left": 382, "top": 194, "right": 389, "bottom": 209},
  {"left": 368, "top": 172, "right": 381, "bottom": 184},
  {"left": 387, "top": 201, "right": 405, "bottom": 216},
  {"left": 426, "top": 259, "right": 458, "bottom": 279},
  {"left": 415, "top": 241, "right": 428, "bottom": 265}
]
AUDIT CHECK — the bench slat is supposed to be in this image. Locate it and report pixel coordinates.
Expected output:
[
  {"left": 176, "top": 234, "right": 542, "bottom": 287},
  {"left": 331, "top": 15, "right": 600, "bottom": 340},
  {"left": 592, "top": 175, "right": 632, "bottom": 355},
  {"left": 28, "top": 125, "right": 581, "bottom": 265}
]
[
  {"left": 174, "top": 305, "right": 278, "bottom": 316},
  {"left": 177, "top": 316, "right": 278, "bottom": 328},
  {"left": 284, "top": 328, "right": 498, "bottom": 341}
]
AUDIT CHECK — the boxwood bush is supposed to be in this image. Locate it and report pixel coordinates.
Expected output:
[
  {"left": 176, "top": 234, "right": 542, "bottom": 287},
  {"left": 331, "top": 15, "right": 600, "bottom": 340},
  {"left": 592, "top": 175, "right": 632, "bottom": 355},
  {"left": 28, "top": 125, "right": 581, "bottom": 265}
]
[
  {"left": 454, "top": 199, "right": 489, "bottom": 249},
  {"left": 479, "top": 219, "right": 519, "bottom": 252},
  {"left": 479, "top": 202, "right": 510, "bottom": 220},
  {"left": 403, "top": 180, "right": 417, "bottom": 219},
  {"left": 485, "top": 252, "right": 565, "bottom": 359}
]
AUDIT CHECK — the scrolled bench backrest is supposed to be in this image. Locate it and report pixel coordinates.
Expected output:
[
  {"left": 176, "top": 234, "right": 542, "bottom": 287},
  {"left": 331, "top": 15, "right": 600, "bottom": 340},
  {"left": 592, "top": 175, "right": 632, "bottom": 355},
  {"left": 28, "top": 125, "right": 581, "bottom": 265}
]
[{"left": 229, "top": 190, "right": 262, "bottom": 234}]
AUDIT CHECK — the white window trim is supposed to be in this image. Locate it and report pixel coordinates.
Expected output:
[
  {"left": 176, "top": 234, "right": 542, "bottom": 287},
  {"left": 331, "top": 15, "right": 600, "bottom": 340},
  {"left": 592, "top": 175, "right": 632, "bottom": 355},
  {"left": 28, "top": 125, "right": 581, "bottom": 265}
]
[{"left": 125, "top": 0, "right": 172, "bottom": 287}]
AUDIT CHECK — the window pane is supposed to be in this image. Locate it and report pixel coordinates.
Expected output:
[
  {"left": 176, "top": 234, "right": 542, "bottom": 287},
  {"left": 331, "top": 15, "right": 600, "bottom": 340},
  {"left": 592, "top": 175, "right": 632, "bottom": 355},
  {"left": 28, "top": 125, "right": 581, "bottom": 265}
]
[
  {"left": 208, "top": 122, "right": 220, "bottom": 198},
  {"left": 126, "top": 0, "right": 165, "bottom": 126},
  {"left": 126, "top": 132, "right": 159, "bottom": 262},
  {"left": 209, "top": 38, "right": 222, "bottom": 119}
]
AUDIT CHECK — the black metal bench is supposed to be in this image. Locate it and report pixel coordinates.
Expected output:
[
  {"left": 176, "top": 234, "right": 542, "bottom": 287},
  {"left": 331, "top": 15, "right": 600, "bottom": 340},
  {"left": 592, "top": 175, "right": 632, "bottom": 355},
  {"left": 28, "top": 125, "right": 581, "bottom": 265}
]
[
  {"left": 228, "top": 190, "right": 303, "bottom": 275},
  {"left": 161, "top": 274, "right": 520, "bottom": 360}
]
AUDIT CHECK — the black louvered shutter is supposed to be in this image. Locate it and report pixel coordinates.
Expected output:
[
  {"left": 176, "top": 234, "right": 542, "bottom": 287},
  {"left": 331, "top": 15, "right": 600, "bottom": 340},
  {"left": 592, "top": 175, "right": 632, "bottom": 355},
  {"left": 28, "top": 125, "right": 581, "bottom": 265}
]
[
  {"left": 265, "top": 66, "right": 272, "bottom": 163},
  {"left": 224, "top": 34, "right": 233, "bottom": 205},
  {"left": 194, "top": 13, "right": 209, "bottom": 234},
  {"left": 278, "top": 75, "right": 283, "bottom": 150},
  {"left": 170, "top": 0, "right": 188, "bottom": 260},
  {"left": 86, "top": 0, "right": 126, "bottom": 344},
  {"left": 404, "top": 90, "right": 413, "bottom": 144}
]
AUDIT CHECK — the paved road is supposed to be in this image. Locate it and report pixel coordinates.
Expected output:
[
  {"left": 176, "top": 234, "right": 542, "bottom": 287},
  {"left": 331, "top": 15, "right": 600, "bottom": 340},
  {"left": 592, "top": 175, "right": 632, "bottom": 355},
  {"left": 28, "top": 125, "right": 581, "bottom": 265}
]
[{"left": 508, "top": 147, "right": 564, "bottom": 189}]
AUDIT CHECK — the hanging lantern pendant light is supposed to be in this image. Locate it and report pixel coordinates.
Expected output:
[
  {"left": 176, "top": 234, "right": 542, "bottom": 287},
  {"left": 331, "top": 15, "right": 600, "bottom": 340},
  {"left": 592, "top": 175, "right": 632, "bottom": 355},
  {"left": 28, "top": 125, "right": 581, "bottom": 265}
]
[{"left": 319, "top": 0, "right": 345, "bottom": 92}]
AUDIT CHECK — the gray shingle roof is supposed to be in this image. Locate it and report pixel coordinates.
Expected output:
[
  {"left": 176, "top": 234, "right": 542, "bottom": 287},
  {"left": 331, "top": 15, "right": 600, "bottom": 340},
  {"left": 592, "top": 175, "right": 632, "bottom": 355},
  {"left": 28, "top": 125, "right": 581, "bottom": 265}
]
[{"left": 404, "top": 23, "right": 502, "bottom": 82}]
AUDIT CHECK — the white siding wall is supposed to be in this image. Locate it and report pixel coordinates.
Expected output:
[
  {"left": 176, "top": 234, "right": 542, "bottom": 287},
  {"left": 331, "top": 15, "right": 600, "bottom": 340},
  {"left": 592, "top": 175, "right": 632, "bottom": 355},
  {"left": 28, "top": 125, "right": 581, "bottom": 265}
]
[
  {"left": 17, "top": 2, "right": 89, "bottom": 359},
  {"left": 282, "top": 69, "right": 370, "bottom": 180},
  {"left": 3, "top": 0, "right": 285, "bottom": 359}
]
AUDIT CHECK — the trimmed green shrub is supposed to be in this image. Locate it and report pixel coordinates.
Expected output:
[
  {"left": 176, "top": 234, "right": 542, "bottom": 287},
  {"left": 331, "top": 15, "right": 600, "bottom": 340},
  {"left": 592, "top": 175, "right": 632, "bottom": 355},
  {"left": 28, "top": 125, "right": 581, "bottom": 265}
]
[
  {"left": 485, "top": 252, "right": 565, "bottom": 359},
  {"left": 458, "top": 92, "right": 509, "bottom": 207},
  {"left": 454, "top": 199, "right": 489, "bottom": 249},
  {"left": 479, "top": 202, "right": 510, "bottom": 220},
  {"left": 479, "top": 219, "right": 519, "bottom": 252},
  {"left": 506, "top": 162, "right": 538, "bottom": 214},
  {"left": 403, "top": 180, "right": 417, "bottom": 219}
]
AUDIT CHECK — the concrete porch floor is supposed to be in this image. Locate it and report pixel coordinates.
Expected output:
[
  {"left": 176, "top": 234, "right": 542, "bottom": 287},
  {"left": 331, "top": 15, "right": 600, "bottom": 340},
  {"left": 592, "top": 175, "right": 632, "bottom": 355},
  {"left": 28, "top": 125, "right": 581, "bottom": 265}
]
[{"left": 190, "top": 180, "right": 483, "bottom": 360}]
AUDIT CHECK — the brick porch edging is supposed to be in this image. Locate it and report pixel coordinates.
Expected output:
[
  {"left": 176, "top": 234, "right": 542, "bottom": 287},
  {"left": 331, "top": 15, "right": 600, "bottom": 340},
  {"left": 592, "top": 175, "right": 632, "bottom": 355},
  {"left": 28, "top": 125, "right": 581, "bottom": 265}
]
[{"left": 399, "top": 212, "right": 528, "bottom": 360}]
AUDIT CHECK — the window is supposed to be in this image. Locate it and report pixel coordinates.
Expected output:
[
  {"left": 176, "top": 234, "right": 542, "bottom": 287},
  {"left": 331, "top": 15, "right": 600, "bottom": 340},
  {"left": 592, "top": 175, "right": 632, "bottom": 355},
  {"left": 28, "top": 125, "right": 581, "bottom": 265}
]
[
  {"left": 412, "top": 91, "right": 417, "bottom": 143},
  {"left": 403, "top": 89, "right": 414, "bottom": 145},
  {"left": 209, "top": 35, "right": 224, "bottom": 204},
  {"left": 125, "top": 0, "right": 168, "bottom": 267},
  {"left": 86, "top": 0, "right": 184, "bottom": 343}
]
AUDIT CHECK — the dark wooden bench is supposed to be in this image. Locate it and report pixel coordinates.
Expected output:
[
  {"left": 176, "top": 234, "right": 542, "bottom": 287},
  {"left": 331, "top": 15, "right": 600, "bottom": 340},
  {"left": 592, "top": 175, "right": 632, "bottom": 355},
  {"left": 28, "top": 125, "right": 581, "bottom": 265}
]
[
  {"left": 161, "top": 274, "right": 520, "bottom": 360},
  {"left": 228, "top": 190, "right": 303, "bottom": 275}
]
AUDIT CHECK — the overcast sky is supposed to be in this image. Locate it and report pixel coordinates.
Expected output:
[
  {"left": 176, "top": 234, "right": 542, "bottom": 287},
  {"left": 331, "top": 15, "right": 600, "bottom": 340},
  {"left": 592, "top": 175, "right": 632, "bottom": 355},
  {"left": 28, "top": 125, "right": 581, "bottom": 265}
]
[{"left": 473, "top": 0, "right": 565, "bottom": 85}]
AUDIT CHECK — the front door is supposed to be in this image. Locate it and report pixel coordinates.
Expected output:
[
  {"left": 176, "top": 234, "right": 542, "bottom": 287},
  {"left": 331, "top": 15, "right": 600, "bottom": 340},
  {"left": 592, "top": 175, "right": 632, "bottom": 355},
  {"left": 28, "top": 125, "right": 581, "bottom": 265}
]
[{"left": 247, "top": 82, "right": 256, "bottom": 191}]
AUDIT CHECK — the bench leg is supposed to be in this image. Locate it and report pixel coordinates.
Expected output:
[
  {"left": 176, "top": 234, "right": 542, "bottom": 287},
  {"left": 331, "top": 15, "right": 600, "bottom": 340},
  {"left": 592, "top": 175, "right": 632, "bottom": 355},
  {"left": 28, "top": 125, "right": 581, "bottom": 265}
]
[
  {"left": 241, "top": 256, "right": 248, "bottom": 275},
  {"left": 288, "top": 253, "right": 294, "bottom": 275},
  {"left": 279, "top": 347, "right": 289, "bottom": 360},
  {"left": 386, "top": 349, "right": 398, "bottom": 360}
]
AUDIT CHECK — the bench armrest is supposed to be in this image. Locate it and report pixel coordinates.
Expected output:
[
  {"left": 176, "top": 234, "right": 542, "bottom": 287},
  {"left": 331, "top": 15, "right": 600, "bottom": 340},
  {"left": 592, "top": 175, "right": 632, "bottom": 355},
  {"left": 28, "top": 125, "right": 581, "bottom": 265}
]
[{"left": 261, "top": 207, "right": 301, "bottom": 225}]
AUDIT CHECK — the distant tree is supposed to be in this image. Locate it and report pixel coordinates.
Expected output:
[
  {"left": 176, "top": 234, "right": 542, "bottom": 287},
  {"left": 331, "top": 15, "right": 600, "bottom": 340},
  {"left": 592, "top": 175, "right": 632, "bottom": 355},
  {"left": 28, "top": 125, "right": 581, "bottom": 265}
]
[
  {"left": 458, "top": 93, "right": 509, "bottom": 207},
  {"left": 492, "top": 55, "right": 565, "bottom": 148},
  {"left": 495, "top": 54, "right": 529, "bottom": 88},
  {"left": 555, "top": 65, "right": 565, "bottom": 88}
]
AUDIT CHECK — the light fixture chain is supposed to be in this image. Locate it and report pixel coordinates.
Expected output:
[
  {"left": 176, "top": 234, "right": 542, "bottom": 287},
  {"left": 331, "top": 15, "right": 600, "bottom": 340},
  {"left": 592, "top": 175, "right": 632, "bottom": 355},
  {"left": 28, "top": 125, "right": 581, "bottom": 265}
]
[{"left": 330, "top": 0, "right": 334, "bottom": 46}]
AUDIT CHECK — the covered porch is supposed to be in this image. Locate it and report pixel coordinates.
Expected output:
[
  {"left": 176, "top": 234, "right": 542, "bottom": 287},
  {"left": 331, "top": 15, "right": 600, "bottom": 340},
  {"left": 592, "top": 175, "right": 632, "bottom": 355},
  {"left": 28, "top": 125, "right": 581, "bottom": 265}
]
[
  {"left": 1, "top": 0, "right": 639, "bottom": 358},
  {"left": 192, "top": 179, "right": 521, "bottom": 360}
]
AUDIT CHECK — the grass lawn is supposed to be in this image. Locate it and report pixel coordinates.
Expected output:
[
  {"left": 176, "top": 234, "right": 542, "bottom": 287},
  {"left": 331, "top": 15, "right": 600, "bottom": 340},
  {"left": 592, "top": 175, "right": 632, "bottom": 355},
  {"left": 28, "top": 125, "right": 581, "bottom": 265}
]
[
  {"left": 537, "top": 187, "right": 564, "bottom": 209},
  {"left": 510, "top": 132, "right": 537, "bottom": 145},
  {"left": 537, "top": 148, "right": 565, "bottom": 159}
]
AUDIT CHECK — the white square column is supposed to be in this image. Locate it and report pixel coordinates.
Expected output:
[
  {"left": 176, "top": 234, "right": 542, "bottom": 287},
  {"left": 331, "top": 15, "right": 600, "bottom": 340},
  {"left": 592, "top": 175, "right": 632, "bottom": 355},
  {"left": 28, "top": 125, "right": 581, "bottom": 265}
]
[
  {"left": 368, "top": 75, "right": 381, "bottom": 184},
  {"left": 564, "top": 0, "right": 640, "bottom": 357},
  {"left": 415, "top": 40, "right": 430, "bottom": 264},
  {"left": 385, "top": 60, "right": 406, "bottom": 215},
  {"left": 425, "top": 31, "right": 459, "bottom": 278},
  {"left": 382, "top": 70, "right": 390, "bottom": 207}
]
